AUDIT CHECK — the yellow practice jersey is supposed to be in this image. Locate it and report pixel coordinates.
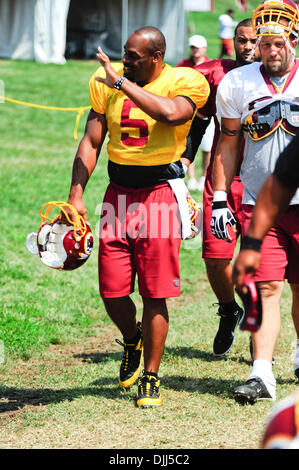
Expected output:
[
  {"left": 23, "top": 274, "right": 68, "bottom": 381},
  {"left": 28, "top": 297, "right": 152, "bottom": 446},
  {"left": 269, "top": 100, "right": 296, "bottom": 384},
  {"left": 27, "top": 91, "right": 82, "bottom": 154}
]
[{"left": 89, "top": 63, "right": 209, "bottom": 166}]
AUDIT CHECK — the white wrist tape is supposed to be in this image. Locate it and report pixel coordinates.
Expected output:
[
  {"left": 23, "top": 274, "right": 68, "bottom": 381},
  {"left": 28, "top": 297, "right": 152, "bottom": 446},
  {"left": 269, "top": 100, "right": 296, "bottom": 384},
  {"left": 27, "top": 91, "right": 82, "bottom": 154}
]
[{"left": 213, "top": 190, "right": 227, "bottom": 202}]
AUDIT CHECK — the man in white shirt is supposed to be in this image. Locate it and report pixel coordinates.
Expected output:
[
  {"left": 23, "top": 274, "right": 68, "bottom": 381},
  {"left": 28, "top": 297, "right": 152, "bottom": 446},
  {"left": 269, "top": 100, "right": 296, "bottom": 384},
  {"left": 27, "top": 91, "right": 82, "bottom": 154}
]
[{"left": 219, "top": 9, "right": 238, "bottom": 58}]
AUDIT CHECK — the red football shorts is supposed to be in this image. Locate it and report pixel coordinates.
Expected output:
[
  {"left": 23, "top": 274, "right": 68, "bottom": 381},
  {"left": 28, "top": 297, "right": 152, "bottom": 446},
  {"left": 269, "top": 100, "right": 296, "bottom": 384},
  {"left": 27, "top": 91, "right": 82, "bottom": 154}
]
[
  {"left": 242, "top": 204, "right": 299, "bottom": 284},
  {"left": 98, "top": 182, "right": 182, "bottom": 299},
  {"left": 221, "top": 38, "right": 234, "bottom": 56},
  {"left": 202, "top": 176, "right": 244, "bottom": 259}
]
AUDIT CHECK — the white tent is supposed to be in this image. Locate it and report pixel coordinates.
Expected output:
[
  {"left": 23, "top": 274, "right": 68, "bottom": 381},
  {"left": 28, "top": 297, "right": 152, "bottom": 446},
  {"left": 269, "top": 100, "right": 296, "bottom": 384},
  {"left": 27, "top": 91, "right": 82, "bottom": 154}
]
[
  {"left": 0, "top": 0, "right": 193, "bottom": 65},
  {"left": 0, "top": 0, "right": 70, "bottom": 64}
]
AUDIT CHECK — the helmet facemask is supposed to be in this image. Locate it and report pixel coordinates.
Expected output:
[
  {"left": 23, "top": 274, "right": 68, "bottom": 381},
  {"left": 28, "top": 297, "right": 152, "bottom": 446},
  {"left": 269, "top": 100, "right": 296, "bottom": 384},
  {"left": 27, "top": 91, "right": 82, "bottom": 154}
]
[
  {"left": 26, "top": 201, "right": 93, "bottom": 270},
  {"left": 248, "top": 1, "right": 299, "bottom": 60},
  {"left": 254, "top": 5, "right": 299, "bottom": 39}
]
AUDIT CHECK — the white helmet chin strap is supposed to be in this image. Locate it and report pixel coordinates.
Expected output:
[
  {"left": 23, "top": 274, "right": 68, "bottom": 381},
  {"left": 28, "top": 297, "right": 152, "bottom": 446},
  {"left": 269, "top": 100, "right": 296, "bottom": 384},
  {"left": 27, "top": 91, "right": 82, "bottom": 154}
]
[
  {"left": 247, "top": 36, "right": 261, "bottom": 62},
  {"left": 283, "top": 35, "right": 297, "bottom": 56}
]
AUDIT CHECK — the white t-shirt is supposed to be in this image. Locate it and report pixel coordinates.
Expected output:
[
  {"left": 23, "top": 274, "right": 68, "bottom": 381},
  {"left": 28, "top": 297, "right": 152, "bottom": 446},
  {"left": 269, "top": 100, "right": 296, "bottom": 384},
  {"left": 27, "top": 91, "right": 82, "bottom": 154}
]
[{"left": 218, "top": 14, "right": 237, "bottom": 39}]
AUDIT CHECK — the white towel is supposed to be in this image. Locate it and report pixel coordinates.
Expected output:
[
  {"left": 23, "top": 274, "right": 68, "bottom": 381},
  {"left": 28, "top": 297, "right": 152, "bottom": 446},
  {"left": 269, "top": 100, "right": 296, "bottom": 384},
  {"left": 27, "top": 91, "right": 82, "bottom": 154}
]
[{"left": 168, "top": 178, "right": 192, "bottom": 240}]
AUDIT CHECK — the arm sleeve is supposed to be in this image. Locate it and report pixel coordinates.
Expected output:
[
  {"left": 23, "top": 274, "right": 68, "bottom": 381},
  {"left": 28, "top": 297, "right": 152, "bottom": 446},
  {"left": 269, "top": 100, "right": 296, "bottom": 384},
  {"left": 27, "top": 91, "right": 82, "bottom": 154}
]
[
  {"left": 181, "top": 115, "right": 211, "bottom": 162},
  {"left": 273, "top": 131, "right": 299, "bottom": 189}
]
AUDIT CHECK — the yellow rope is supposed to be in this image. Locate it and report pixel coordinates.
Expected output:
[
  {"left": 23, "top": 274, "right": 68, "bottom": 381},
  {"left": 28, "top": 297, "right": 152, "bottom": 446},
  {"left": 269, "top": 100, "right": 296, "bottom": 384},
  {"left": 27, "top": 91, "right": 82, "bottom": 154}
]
[{"left": 0, "top": 96, "right": 90, "bottom": 140}]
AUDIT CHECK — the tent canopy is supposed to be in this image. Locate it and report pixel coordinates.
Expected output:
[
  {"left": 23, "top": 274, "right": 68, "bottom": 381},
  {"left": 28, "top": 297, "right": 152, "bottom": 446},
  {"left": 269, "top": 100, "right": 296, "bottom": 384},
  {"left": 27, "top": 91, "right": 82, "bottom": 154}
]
[
  {"left": 0, "top": 0, "right": 212, "bottom": 65},
  {"left": 0, "top": 0, "right": 70, "bottom": 64}
]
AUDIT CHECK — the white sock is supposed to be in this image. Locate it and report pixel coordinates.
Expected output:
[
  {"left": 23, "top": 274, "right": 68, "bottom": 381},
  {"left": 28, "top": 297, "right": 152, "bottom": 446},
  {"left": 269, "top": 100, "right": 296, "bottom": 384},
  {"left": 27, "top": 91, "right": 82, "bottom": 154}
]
[{"left": 249, "top": 359, "right": 276, "bottom": 399}]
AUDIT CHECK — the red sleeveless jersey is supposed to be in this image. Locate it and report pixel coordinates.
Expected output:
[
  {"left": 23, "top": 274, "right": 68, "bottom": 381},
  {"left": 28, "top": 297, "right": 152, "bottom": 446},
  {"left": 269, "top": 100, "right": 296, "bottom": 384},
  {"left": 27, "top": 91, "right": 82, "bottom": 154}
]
[{"left": 196, "top": 59, "right": 239, "bottom": 179}]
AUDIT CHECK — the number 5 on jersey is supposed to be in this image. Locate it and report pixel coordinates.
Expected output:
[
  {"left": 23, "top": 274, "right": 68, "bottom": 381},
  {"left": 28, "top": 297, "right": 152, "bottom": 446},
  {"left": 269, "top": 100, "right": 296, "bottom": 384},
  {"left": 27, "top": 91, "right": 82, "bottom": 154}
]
[{"left": 121, "top": 99, "right": 149, "bottom": 147}]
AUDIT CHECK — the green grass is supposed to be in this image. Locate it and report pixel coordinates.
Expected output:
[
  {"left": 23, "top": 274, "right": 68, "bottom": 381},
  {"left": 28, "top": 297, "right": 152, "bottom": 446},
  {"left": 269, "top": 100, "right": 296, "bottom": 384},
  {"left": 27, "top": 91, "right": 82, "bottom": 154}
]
[
  {"left": 0, "top": 59, "right": 105, "bottom": 358},
  {"left": 0, "top": 6, "right": 298, "bottom": 449}
]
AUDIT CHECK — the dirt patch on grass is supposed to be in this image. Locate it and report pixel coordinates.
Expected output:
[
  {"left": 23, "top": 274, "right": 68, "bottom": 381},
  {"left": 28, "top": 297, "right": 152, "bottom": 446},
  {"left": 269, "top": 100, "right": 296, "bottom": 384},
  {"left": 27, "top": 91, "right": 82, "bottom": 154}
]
[
  {"left": 0, "top": 325, "right": 119, "bottom": 421},
  {"left": 48, "top": 325, "right": 120, "bottom": 361}
]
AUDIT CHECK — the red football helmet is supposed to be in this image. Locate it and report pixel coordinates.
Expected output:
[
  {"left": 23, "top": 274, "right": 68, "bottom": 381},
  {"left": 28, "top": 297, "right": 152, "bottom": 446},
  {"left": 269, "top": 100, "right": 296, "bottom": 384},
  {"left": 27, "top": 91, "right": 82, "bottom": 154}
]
[
  {"left": 26, "top": 201, "right": 93, "bottom": 270},
  {"left": 262, "top": 389, "right": 299, "bottom": 448},
  {"left": 253, "top": 0, "right": 299, "bottom": 38},
  {"left": 236, "top": 274, "right": 262, "bottom": 332}
]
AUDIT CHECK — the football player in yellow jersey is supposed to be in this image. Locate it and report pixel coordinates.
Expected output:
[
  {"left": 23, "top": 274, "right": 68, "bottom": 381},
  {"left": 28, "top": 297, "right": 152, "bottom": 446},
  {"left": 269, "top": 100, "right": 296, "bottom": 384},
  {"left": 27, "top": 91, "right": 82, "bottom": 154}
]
[{"left": 63, "top": 26, "right": 209, "bottom": 408}]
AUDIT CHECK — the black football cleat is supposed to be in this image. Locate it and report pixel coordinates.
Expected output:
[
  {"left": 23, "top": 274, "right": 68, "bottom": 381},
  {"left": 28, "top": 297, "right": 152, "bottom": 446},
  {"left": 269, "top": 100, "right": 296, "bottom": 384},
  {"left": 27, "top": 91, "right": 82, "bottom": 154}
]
[
  {"left": 233, "top": 377, "right": 273, "bottom": 405},
  {"left": 136, "top": 372, "right": 162, "bottom": 408},
  {"left": 213, "top": 304, "right": 244, "bottom": 356},
  {"left": 115, "top": 322, "right": 143, "bottom": 389}
]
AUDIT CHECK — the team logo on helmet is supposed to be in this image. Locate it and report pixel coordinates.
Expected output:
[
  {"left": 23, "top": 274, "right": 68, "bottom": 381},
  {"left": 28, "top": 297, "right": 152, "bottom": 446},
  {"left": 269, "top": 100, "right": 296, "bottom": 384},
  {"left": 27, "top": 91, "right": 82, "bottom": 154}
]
[{"left": 26, "top": 201, "right": 93, "bottom": 271}]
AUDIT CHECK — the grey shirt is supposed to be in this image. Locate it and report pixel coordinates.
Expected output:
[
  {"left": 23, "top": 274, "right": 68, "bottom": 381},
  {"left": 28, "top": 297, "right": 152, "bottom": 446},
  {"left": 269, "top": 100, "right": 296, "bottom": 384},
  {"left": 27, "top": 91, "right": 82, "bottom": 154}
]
[{"left": 241, "top": 127, "right": 298, "bottom": 204}]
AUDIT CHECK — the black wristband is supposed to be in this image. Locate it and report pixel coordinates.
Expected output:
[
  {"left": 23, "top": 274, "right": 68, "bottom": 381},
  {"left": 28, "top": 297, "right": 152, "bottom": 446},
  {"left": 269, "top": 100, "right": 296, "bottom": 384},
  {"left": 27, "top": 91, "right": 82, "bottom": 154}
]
[
  {"left": 212, "top": 200, "right": 227, "bottom": 209},
  {"left": 114, "top": 76, "right": 125, "bottom": 90},
  {"left": 241, "top": 235, "right": 262, "bottom": 252}
]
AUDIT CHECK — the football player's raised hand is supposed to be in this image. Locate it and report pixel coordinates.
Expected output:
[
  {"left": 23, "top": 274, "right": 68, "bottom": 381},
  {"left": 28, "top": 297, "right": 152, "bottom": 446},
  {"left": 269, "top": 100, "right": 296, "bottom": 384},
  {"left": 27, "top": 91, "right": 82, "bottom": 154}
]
[{"left": 95, "top": 46, "right": 120, "bottom": 88}]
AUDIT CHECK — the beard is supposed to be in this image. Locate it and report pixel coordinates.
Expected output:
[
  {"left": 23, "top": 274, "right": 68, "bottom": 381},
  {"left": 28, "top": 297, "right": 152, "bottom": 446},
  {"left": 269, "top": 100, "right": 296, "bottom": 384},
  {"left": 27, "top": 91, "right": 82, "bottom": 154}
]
[{"left": 264, "top": 59, "right": 285, "bottom": 75}]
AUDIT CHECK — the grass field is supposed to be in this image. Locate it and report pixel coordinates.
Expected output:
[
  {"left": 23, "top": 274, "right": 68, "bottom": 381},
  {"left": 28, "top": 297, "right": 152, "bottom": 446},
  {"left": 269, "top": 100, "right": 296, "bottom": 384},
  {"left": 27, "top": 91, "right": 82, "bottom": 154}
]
[{"left": 0, "top": 1, "right": 298, "bottom": 451}]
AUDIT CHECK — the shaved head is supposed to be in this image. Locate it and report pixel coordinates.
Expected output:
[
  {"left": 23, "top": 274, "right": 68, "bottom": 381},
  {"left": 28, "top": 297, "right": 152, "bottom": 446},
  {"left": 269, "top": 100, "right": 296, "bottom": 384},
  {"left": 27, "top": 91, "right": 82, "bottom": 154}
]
[
  {"left": 133, "top": 26, "right": 166, "bottom": 58},
  {"left": 123, "top": 26, "right": 166, "bottom": 85}
]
